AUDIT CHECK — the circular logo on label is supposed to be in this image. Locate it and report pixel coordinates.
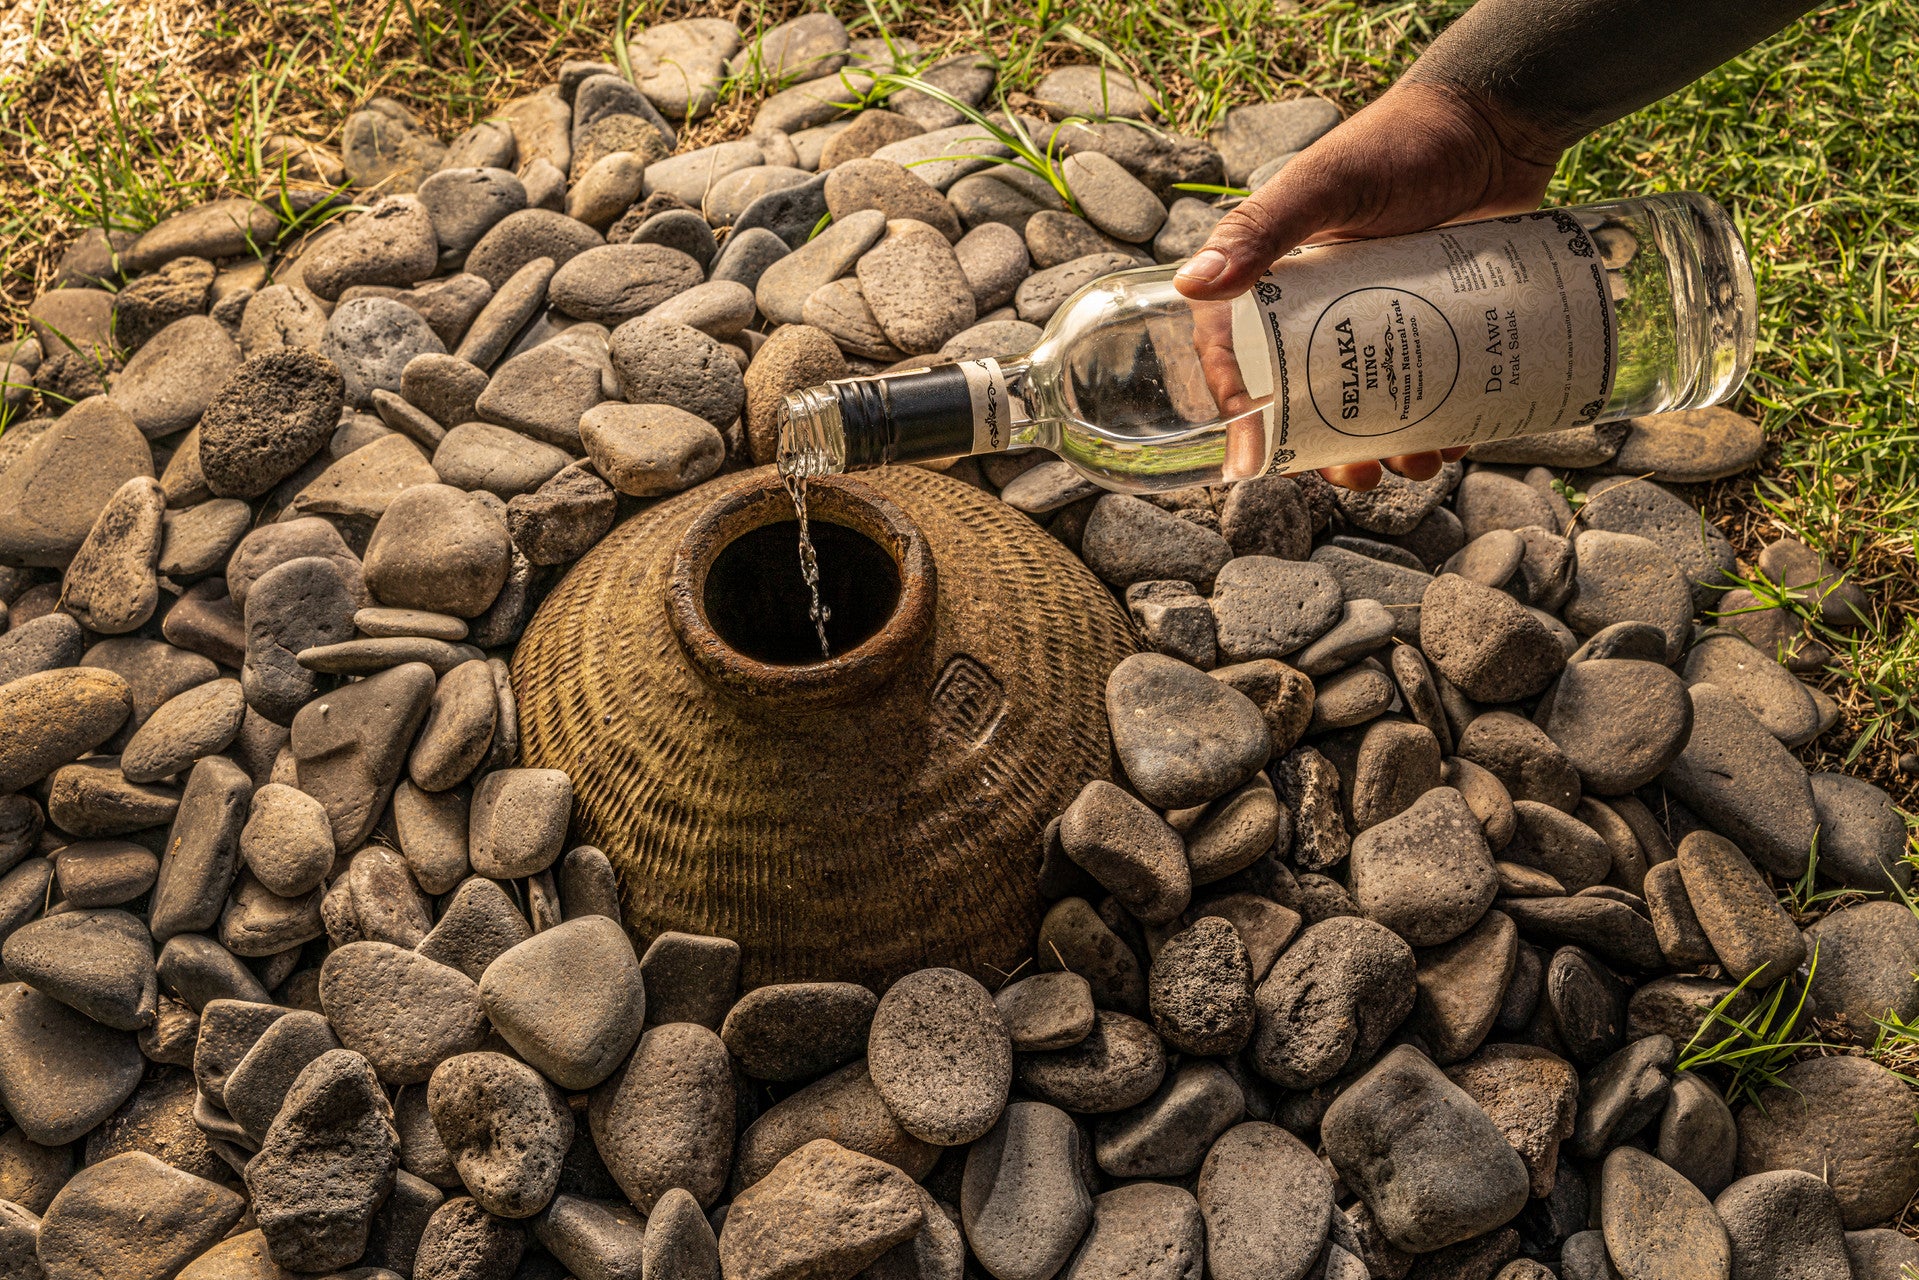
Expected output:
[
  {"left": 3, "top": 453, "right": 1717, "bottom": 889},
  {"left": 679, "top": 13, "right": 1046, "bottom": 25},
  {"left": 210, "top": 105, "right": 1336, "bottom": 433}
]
[{"left": 1306, "top": 287, "right": 1459, "bottom": 437}]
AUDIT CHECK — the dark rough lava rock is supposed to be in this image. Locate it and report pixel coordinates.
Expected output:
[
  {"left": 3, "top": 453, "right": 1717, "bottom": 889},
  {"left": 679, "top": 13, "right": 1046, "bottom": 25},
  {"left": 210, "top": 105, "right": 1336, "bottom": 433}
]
[
  {"left": 1149, "top": 917, "right": 1255, "bottom": 1056},
  {"left": 414, "top": 1195, "right": 525, "bottom": 1280},
  {"left": 245, "top": 1048, "right": 399, "bottom": 1272},
  {"left": 1250, "top": 915, "right": 1414, "bottom": 1089},
  {"left": 428, "top": 1050, "right": 574, "bottom": 1218}
]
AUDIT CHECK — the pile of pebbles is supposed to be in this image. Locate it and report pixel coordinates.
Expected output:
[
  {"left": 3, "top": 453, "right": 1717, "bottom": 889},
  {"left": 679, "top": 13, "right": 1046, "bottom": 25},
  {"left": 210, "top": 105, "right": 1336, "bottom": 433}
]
[{"left": 0, "top": 9, "right": 1913, "bottom": 1280}]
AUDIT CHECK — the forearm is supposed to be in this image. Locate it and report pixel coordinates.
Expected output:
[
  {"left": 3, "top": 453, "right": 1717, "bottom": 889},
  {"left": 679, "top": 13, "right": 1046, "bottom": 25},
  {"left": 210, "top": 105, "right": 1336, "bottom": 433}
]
[{"left": 1406, "top": 0, "right": 1824, "bottom": 156}]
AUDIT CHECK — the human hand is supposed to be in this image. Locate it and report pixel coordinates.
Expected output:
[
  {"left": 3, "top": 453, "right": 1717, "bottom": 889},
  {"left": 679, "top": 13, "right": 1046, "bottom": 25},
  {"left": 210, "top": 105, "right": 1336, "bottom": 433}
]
[{"left": 1177, "top": 79, "right": 1565, "bottom": 490}]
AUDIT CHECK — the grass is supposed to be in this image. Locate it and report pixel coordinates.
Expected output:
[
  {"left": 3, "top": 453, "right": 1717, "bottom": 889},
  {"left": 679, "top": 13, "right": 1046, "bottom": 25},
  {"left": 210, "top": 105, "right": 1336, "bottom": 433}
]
[
  {"left": 1, "top": 0, "right": 1915, "bottom": 793},
  {"left": 1677, "top": 950, "right": 1825, "bottom": 1109}
]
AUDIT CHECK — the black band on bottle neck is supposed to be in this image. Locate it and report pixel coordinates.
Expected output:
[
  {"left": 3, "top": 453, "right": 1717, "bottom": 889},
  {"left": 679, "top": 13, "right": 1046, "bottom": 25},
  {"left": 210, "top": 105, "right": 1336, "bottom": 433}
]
[{"left": 835, "top": 366, "right": 977, "bottom": 470}]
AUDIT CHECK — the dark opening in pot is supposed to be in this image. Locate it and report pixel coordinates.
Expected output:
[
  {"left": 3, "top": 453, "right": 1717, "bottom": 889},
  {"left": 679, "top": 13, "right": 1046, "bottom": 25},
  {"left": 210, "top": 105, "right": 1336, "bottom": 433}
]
[{"left": 701, "top": 519, "right": 902, "bottom": 666}]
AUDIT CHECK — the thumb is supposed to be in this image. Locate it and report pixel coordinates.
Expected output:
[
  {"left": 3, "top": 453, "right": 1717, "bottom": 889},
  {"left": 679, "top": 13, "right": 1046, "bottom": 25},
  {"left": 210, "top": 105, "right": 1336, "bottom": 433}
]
[{"left": 1174, "top": 155, "right": 1351, "bottom": 301}]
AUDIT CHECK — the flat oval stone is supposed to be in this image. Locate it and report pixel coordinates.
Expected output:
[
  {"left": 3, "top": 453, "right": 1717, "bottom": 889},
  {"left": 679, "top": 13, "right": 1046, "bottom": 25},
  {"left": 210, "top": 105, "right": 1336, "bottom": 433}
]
[
  {"left": 1107, "top": 653, "right": 1271, "bottom": 810},
  {"left": 1, "top": 908, "right": 156, "bottom": 1031},
  {"left": 1537, "top": 659, "right": 1693, "bottom": 795},
  {"left": 1665, "top": 687, "right": 1811, "bottom": 886},
  {"left": 1810, "top": 773, "right": 1910, "bottom": 894},
  {"left": 0, "top": 400, "right": 155, "bottom": 570},
  {"left": 37, "top": 1151, "right": 246, "bottom": 1280},
  {"left": 1682, "top": 632, "right": 1822, "bottom": 746},
  {"left": 606, "top": 317, "right": 745, "bottom": 429},
  {"left": 1457, "top": 711, "right": 1581, "bottom": 813},
  {"left": 0, "top": 981, "right": 144, "bottom": 1144},
  {"left": 856, "top": 221, "right": 977, "bottom": 355},
  {"left": 961, "top": 1102, "right": 1092, "bottom": 1280},
  {"left": 223, "top": 1008, "right": 342, "bottom": 1141},
  {"left": 721, "top": 981, "right": 878, "bottom": 1082},
  {"left": 1715, "top": 1169, "right": 1851, "bottom": 1280},
  {"left": 120, "top": 677, "right": 247, "bottom": 784},
  {"left": 479, "top": 915, "right": 644, "bottom": 1090},
  {"left": 321, "top": 297, "right": 447, "bottom": 409},
  {"left": 1017, "top": 1010, "right": 1165, "bottom": 1113},
  {"left": 868, "top": 968, "right": 1012, "bottom": 1146},
  {"left": 1196, "top": 1121, "right": 1332, "bottom": 1280},
  {"left": 1601, "top": 1145, "right": 1730, "bottom": 1280},
  {"left": 730, "top": 1059, "right": 936, "bottom": 1196},
  {"left": 1061, "top": 1182, "right": 1203, "bottom": 1280},
  {"left": 319, "top": 941, "right": 489, "bottom": 1085},
  {"left": 364, "top": 483, "right": 512, "bottom": 619},
  {"left": 0, "top": 666, "right": 133, "bottom": 794},
  {"left": 547, "top": 243, "right": 705, "bottom": 326},
  {"left": 54, "top": 839, "right": 158, "bottom": 908},
  {"left": 589, "top": 1022, "right": 735, "bottom": 1212},
  {"left": 1091, "top": 1060, "right": 1243, "bottom": 1180},
  {"left": 1736, "top": 1055, "right": 1919, "bottom": 1229}
]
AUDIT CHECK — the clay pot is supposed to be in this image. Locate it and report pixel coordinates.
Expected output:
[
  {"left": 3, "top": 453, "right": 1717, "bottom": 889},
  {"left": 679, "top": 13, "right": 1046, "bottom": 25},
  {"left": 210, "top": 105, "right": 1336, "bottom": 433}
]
[{"left": 511, "top": 465, "right": 1137, "bottom": 989}]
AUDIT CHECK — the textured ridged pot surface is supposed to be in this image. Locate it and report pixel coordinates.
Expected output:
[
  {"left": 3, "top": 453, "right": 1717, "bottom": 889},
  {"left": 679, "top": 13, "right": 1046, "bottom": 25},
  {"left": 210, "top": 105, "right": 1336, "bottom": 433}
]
[{"left": 512, "top": 465, "right": 1138, "bottom": 988}]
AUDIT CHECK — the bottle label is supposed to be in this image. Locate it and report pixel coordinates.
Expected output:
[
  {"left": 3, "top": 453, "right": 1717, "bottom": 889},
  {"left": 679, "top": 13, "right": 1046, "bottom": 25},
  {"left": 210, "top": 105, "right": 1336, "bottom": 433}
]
[
  {"left": 1242, "top": 209, "right": 1617, "bottom": 474},
  {"left": 953, "top": 358, "right": 1021, "bottom": 454}
]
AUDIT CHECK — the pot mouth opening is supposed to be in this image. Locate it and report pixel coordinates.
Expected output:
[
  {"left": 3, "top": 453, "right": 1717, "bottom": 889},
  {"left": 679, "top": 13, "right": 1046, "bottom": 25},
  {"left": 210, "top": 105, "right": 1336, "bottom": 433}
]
[
  {"left": 666, "top": 471, "right": 937, "bottom": 708},
  {"left": 702, "top": 518, "right": 903, "bottom": 666}
]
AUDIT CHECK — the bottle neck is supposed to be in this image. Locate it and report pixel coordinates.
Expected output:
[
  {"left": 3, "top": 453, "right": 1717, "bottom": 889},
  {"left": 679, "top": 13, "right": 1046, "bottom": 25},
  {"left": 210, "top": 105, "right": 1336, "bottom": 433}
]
[{"left": 828, "top": 357, "right": 1035, "bottom": 470}]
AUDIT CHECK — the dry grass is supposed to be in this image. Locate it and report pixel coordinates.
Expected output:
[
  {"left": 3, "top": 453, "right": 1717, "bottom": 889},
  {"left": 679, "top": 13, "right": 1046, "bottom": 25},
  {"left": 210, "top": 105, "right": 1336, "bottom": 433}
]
[{"left": 2, "top": 0, "right": 1915, "bottom": 810}]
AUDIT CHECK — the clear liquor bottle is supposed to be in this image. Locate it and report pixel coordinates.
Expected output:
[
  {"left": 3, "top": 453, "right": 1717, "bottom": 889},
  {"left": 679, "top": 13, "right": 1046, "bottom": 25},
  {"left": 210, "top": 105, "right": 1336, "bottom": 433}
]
[{"left": 779, "top": 192, "right": 1754, "bottom": 491}]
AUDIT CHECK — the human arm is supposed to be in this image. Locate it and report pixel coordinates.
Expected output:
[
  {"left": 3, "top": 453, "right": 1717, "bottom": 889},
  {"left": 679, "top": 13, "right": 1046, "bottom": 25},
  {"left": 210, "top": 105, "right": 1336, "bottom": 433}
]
[{"left": 1178, "top": 0, "right": 1823, "bottom": 487}]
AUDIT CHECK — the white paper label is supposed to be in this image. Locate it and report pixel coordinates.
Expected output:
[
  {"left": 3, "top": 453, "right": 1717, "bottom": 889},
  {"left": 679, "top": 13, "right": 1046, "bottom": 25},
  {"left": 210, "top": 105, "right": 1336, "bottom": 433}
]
[
  {"left": 1244, "top": 210, "right": 1617, "bottom": 474},
  {"left": 956, "top": 357, "right": 1021, "bottom": 454}
]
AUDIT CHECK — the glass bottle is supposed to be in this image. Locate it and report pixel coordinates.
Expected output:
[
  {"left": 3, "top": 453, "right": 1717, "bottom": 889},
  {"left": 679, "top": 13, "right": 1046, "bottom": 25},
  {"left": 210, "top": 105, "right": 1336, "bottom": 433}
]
[{"left": 779, "top": 192, "right": 1755, "bottom": 491}]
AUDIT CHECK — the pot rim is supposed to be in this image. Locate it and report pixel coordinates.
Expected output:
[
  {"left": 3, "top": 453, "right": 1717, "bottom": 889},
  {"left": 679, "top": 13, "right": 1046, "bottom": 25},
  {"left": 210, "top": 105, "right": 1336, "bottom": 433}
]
[{"left": 665, "top": 471, "right": 937, "bottom": 709}]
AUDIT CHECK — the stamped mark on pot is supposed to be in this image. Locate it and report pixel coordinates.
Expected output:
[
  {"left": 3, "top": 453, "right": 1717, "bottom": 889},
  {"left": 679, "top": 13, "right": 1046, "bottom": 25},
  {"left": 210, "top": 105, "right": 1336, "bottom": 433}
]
[{"left": 932, "top": 654, "right": 1005, "bottom": 746}]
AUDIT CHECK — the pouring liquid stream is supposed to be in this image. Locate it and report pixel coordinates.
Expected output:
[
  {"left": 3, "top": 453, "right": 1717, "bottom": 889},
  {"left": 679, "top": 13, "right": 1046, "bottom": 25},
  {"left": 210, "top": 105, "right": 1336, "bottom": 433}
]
[{"left": 776, "top": 435, "right": 833, "bottom": 661}]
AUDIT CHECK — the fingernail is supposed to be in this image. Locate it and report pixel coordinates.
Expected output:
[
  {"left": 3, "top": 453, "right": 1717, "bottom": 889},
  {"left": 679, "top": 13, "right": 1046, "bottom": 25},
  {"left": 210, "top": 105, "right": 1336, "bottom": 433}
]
[{"left": 1177, "top": 249, "right": 1228, "bottom": 285}]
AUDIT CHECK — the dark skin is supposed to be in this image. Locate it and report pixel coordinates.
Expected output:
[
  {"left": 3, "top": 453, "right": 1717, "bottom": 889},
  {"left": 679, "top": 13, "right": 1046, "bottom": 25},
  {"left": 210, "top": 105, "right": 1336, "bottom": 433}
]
[{"left": 1176, "top": 0, "right": 1824, "bottom": 490}]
